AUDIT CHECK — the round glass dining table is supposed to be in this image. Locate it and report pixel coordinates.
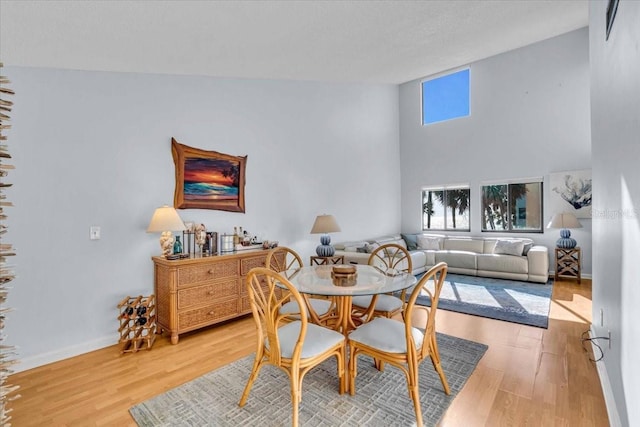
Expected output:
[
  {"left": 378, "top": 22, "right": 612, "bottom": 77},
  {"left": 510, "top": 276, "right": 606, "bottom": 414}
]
[{"left": 282, "top": 264, "right": 417, "bottom": 335}]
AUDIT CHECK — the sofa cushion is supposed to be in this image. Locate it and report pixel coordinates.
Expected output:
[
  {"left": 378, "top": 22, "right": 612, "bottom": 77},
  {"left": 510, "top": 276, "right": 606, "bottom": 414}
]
[
  {"left": 522, "top": 242, "right": 534, "bottom": 255},
  {"left": 443, "top": 238, "right": 484, "bottom": 253},
  {"left": 477, "top": 254, "right": 528, "bottom": 274},
  {"left": 494, "top": 240, "right": 525, "bottom": 256},
  {"left": 364, "top": 242, "right": 380, "bottom": 253},
  {"left": 409, "top": 250, "right": 427, "bottom": 270},
  {"left": 371, "top": 234, "right": 402, "bottom": 244},
  {"left": 417, "top": 235, "right": 443, "bottom": 250},
  {"left": 334, "top": 241, "right": 368, "bottom": 251},
  {"left": 435, "top": 250, "right": 477, "bottom": 269},
  {"left": 483, "top": 239, "right": 498, "bottom": 254},
  {"left": 401, "top": 233, "right": 418, "bottom": 250}
]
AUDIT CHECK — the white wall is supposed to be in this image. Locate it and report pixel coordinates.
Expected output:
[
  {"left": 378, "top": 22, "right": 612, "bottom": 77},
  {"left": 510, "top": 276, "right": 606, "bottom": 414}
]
[
  {"left": 399, "top": 28, "right": 592, "bottom": 274},
  {"left": 590, "top": 0, "right": 640, "bottom": 425},
  {"left": 4, "top": 68, "right": 401, "bottom": 370}
]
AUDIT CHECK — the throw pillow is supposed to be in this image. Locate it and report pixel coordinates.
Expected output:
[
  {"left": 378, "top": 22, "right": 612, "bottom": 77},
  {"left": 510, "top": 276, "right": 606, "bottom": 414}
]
[
  {"left": 494, "top": 240, "right": 525, "bottom": 257},
  {"left": 356, "top": 246, "right": 368, "bottom": 253},
  {"left": 522, "top": 242, "right": 534, "bottom": 256},
  {"left": 365, "top": 242, "right": 380, "bottom": 253},
  {"left": 417, "top": 235, "right": 442, "bottom": 250},
  {"left": 401, "top": 233, "right": 418, "bottom": 250}
]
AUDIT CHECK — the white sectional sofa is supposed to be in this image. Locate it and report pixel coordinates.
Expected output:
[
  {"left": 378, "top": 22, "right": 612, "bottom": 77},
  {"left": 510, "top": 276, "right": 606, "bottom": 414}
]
[{"left": 333, "top": 233, "right": 549, "bottom": 283}]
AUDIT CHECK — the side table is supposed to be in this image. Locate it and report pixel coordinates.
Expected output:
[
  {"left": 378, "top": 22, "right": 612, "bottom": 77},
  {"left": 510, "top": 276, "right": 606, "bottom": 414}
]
[
  {"left": 555, "top": 247, "right": 581, "bottom": 284},
  {"left": 310, "top": 255, "right": 344, "bottom": 266}
]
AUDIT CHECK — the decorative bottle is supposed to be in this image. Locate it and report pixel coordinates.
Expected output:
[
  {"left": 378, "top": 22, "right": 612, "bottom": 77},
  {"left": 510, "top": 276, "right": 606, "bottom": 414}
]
[{"left": 173, "top": 235, "right": 183, "bottom": 255}]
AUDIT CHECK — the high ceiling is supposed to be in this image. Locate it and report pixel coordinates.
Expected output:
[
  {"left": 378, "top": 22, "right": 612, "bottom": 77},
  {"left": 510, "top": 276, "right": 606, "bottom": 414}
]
[{"left": 0, "top": 0, "right": 588, "bottom": 84}]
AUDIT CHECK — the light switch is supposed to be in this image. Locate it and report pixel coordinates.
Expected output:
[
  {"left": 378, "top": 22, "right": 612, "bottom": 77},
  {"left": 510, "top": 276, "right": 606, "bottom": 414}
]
[{"left": 90, "top": 226, "right": 101, "bottom": 240}]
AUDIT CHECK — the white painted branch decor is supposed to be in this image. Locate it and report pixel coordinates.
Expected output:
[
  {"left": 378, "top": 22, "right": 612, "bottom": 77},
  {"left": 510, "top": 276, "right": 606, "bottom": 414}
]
[{"left": 0, "top": 62, "right": 20, "bottom": 426}]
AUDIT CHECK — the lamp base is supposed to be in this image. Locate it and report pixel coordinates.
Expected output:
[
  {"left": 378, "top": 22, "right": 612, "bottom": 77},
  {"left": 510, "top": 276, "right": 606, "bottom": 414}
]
[
  {"left": 160, "top": 231, "right": 175, "bottom": 257},
  {"left": 556, "top": 228, "right": 577, "bottom": 249},
  {"left": 316, "top": 234, "right": 335, "bottom": 257},
  {"left": 316, "top": 245, "right": 335, "bottom": 257}
]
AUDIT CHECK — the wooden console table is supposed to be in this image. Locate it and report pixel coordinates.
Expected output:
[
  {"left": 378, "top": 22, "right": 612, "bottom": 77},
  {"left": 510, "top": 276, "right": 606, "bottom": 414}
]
[
  {"left": 153, "top": 250, "right": 275, "bottom": 344},
  {"left": 554, "top": 247, "right": 581, "bottom": 284}
]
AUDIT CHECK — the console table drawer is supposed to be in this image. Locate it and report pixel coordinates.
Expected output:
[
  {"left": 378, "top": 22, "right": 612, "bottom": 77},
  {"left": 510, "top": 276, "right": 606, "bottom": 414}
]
[
  {"left": 177, "top": 278, "right": 239, "bottom": 310},
  {"left": 178, "top": 300, "right": 239, "bottom": 330},
  {"left": 240, "top": 255, "right": 268, "bottom": 275},
  {"left": 177, "top": 260, "right": 239, "bottom": 286}
]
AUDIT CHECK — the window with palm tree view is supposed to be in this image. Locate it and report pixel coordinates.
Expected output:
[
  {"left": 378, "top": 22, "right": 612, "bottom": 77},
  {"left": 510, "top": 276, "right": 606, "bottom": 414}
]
[
  {"left": 422, "top": 187, "right": 470, "bottom": 231},
  {"left": 481, "top": 181, "right": 543, "bottom": 232}
]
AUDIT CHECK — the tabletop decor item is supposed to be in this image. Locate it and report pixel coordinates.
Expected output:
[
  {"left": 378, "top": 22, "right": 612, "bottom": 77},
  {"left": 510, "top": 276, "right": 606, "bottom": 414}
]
[
  {"left": 171, "top": 138, "right": 247, "bottom": 213},
  {"left": 195, "top": 223, "right": 207, "bottom": 255},
  {"left": 331, "top": 265, "right": 357, "bottom": 286}
]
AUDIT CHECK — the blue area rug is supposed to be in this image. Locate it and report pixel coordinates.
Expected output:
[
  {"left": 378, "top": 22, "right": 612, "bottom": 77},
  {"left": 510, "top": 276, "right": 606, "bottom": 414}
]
[{"left": 414, "top": 273, "right": 553, "bottom": 328}]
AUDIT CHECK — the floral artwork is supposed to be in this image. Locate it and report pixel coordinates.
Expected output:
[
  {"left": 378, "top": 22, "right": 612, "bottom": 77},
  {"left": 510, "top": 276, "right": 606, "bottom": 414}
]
[
  {"left": 549, "top": 169, "right": 592, "bottom": 218},
  {"left": 172, "top": 138, "right": 247, "bottom": 212}
]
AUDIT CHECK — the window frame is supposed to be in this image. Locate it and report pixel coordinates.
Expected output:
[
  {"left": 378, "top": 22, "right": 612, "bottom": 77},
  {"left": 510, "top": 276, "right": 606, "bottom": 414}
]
[
  {"left": 421, "top": 67, "right": 470, "bottom": 126},
  {"left": 480, "top": 178, "right": 544, "bottom": 233},
  {"left": 422, "top": 185, "right": 471, "bottom": 232}
]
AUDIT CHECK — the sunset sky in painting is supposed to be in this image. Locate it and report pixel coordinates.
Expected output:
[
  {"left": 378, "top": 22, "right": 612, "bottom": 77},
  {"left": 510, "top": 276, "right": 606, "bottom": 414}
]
[{"left": 184, "top": 157, "right": 236, "bottom": 187}]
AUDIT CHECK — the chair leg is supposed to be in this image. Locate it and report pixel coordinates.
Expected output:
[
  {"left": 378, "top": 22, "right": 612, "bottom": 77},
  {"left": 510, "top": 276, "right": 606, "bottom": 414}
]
[
  {"left": 290, "top": 371, "right": 300, "bottom": 427},
  {"left": 374, "top": 358, "right": 385, "bottom": 371},
  {"left": 348, "top": 346, "right": 357, "bottom": 396},
  {"left": 430, "top": 333, "right": 451, "bottom": 395},
  {"left": 239, "top": 353, "right": 264, "bottom": 407},
  {"left": 337, "top": 346, "right": 346, "bottom": 395},
  {"left": 409, "top": 383, "right": 423, "bottom": 427},
  {"left": 407, "top": 362, "right": 423, "bottom": 427}
]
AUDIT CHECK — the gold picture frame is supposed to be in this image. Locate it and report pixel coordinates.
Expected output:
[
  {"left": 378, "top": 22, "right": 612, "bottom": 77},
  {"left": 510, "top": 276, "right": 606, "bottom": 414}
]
[{"left": 172, "top": 138, "right": 247, "bottom": 212}]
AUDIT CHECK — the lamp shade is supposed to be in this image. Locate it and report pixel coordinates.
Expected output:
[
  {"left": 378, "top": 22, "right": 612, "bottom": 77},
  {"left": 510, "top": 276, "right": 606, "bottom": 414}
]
[
  {"left": 546, "top": 213, "right": 582, "bottom": 229},
  {"left": 310, "top": 214, "right": 341, "bottom": 234},
  {"left": 147, "top": 205, "right": 187, "bottom": 232}
]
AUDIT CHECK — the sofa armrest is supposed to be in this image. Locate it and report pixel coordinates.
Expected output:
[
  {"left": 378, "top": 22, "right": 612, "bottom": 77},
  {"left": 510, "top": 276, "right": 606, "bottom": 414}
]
[{"left": 527, "top": 245, "right": 549, "bottom": 280}]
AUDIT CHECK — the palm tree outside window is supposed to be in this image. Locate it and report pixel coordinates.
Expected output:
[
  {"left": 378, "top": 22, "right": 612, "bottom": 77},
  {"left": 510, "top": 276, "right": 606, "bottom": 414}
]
[
  {"left": 481, "top": 180, "right": 543, "bottom": 232},
  {"left": 422, "top": 187, "right": 470, "bottom": 231}
]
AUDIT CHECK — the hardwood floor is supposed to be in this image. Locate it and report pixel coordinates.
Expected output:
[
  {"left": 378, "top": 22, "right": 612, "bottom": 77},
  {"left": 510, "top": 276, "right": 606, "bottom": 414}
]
[{"left": 7, "top": 278, "right": 608, "bottom": 426}]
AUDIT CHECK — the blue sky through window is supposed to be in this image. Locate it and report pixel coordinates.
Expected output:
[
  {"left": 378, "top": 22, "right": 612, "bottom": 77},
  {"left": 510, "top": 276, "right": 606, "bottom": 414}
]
[{"left": 422, "top": 68, "right": 469, "bottom": 125}]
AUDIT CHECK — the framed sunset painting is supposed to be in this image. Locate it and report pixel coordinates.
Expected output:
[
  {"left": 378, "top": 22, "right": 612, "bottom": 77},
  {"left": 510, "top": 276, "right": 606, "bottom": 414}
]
[{"left": 171, "top": 138, "right": 247, "bottom": 212}]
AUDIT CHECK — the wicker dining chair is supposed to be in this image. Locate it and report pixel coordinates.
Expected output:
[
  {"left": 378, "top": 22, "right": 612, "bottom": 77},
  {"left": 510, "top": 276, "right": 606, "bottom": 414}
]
[
  {"left": 239, "top": 267, "right": 346, "bottom": 427},
  {"left": 266, "top": 246, "right": 335, "bottom": 325},
  {"left": 347, "top": 262, "right": 450, "bottom": 427},
  {"left": 351, "top": 243, "right": 413, "bottom": 321}
]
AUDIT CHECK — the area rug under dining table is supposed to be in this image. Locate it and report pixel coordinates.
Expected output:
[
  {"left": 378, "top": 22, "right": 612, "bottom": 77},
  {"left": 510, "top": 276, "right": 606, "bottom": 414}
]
[
  {"left": 130, "top": 332, "right": 487, "bottom": 426},
  {"left": 414, "top": 273, "right": 554, "bottom": 328}
]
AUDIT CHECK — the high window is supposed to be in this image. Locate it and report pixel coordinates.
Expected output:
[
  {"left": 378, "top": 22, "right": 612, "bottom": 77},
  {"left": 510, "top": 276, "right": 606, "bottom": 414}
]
[
  {"left": 481, "top": 179, "right": 543, "bottom": 232},
  {"left": 422, "top": 186, "right": 470, "bottom": 231},
  {"left": 422, "top": 68, "right": 470, "bottom": 125}
]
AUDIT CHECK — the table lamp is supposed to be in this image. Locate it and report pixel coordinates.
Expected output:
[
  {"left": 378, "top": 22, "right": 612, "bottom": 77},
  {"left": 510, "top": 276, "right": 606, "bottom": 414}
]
[
  {"left": 310, "top": 214, "right": 341, "bottom": 257},
  {"left": 147, "top": 205, "right": 187, "bottom": 257},
  {"left": 547, "top": 212, "right": 582, "bottom": 248}
]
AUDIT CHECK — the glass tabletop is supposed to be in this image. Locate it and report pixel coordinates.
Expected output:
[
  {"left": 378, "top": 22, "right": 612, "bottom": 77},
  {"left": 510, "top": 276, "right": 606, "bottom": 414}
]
[{"left": 282, "top": 264, "right": 416, "bottom": 296}]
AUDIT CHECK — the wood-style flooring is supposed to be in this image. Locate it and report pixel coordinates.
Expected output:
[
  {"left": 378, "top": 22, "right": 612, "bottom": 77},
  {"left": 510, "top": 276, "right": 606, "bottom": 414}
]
[{"left": 6, "top": 278, "right": 608, "bottom": 426}]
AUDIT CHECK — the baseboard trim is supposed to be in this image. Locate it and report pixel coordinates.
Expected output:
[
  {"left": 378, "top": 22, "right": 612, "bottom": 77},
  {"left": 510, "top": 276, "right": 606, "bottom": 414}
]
[
  {"left": 12, "top": 335, "right": 116, "bottom": 373},
  {"left": 590, "top": 325, "right": 622, "bottom": 427}
]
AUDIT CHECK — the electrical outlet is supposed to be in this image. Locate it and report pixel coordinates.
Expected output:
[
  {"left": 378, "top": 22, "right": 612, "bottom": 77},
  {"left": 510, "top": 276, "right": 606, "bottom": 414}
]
[{"left": 90, "top": 226, "right": 101, "bottom": 240}]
